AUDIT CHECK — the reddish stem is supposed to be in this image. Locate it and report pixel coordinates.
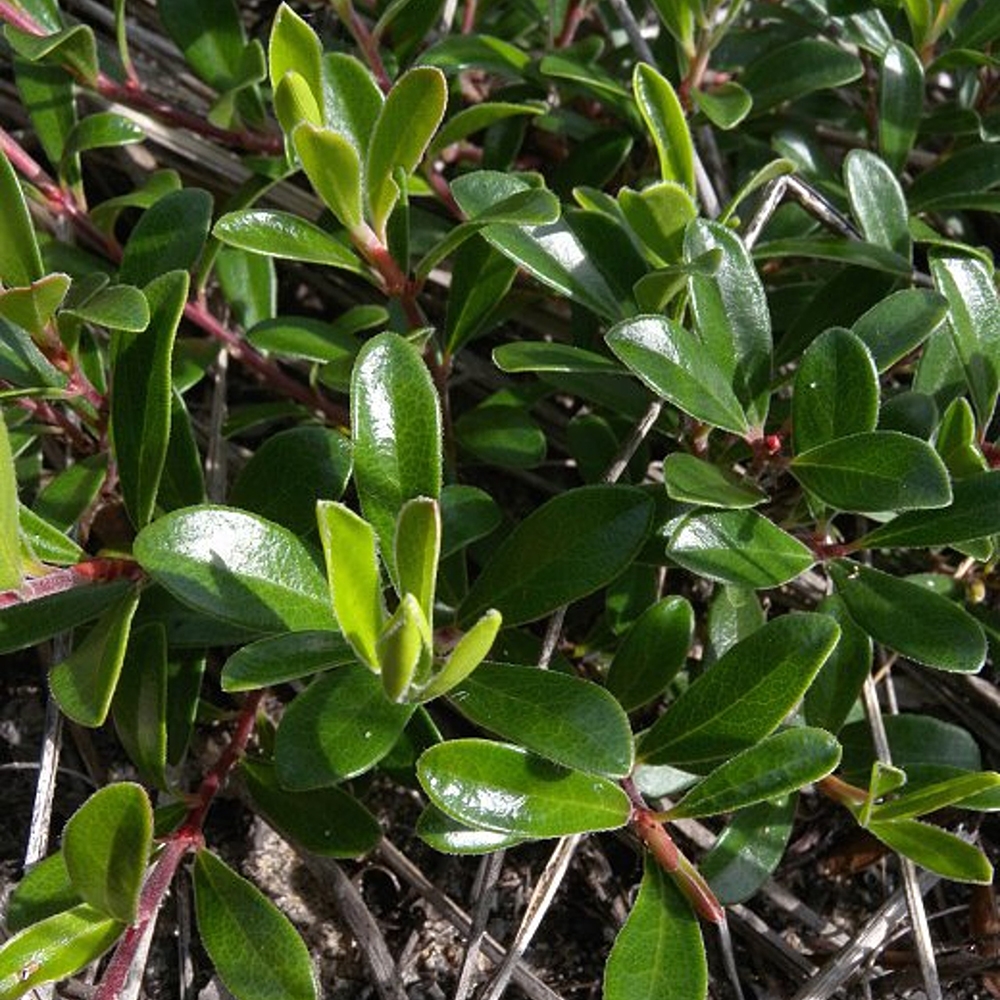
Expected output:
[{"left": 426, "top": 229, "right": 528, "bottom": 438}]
[
  {"left": 345, "top": 3, "right": 393, "bottom": 93},
  {"left": 461, "top": 0, "right": 477, "bottom": 34},
  {"left": 556, "top": 0, "right": 589, "bottom": 47}
]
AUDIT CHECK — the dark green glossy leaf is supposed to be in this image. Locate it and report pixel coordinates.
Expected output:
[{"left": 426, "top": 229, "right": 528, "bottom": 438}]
[
  {"left": 935, "top": 397, "right": 987, "bottom": 478},
  {"left": 111, "top": 270, "right": 187, "bottom": 528},
  {"left": 416, "top": 805, "right": 527, "bottom": 855},
  {"left": 830, "top": 561, "right": 987, "bottom": 673},
  {"left": 753, "top": 236, "right": 911, "bottom": 275},
  {"left": 193, "top": 849, "right": 317, "bottom": 1000},
  {"left": 431, "top": 101, "right": 542, "bottom": 154},
  {"left": 742, "top": 38, "right": 863, "bottom": 113},
  {"left": 459, "top": 485, "right": 654, "bottom": 627},
  {"left": 13, "top": 58, "right": 76, "bottom": 179},
  {"left": 791, "top": 431, "right": 951, "bottom": 512},
  {"left": 667, "top": 728, "right": 841, "bottom": 820},
  {"left": 275, "top": 666, "right": 413, "bottom": 789},
  {"left": 686, "top": 219, "right": 772, "bottom": 427},
  {"left": 700, "top": 796, "right": 797, "bottom": 905},
  {"left": 63, "top": 782, "right": 151, "bottom": 923},
  {"left": 663, "top": 454, "right": 766, "bottom": 510},
  {"left": 606, "top": 314, "right": 749, "bottom": 434},
  {"left": 704, "top": 585, "right": 764, "bottom": 664},
  {"left": 241, "top": 758, "right": 381, "bottom": 857},
  {"left": 859, "top": 471, "right": 1000, "bottom": 548},
  {"left": 118, "top": 188, "right": 212, "bottom": 287},
  {"left": 638, "top": 613, "right": 840, "bottom": 767},
  {"left": 0, "top": 150, "right": 43, "bottom": 287},
  {"left": 450, "top": 662, "right": 633, "bottom": 777},
  {"left": 931, "top": 253, "right": 1000, "bottom": 430},
  {"left": 444, "top": 237, "right": 517, "bottom": 354},
  {"left": 792, "top": 327, "right": 879, "bottom": 454},
  {"left": 62, "top": 112, "right": 144, "bottom": 166},
  {"left": 231, "top": 427, "right": 352, "bottom": 535},
  {"left": 606, "top": 596, "right": 693, "bottom": 711},
  {"left": 851, "top": 288, "right": 948, "bottom": 373},
  {"left": 351, "top": 332, "right": 441, "bottom": 579},
  {"left": 868, "top": 819, "right": 993, "bottom": 884},
  {"left": 632, "top": 63, "right": 694, "bottom": 193},
  {"left": 803, "top": 594, "right": 873, "bottom": 735},
  {"left": 0, "top": 580, "right": 132, "bottom": 655},
  {"left": 879, "top": 41, "right": 924, "bottom": 174},
  {"left": 439, "top": 484, "right": 501, "bottom": 558},
  {"left": 417, "top": 739, "right": 630, "bottom": 837},
  {"left": 6, "top": 851, "right": 80, "bottom": 932},
  {"left": 221, "top": 630, "right": 355, "bottom": 692},
  {"left": 213, "top": 209, "right": 363, "bottom": 272},
  {"left": 134, "top": 506, "right": 336, "bottom": 633},
  {"left": 49, "top": 587, "right": 141, "bottom": 727},
  {"left": 112, "top": 623, "right": 168, "bottom": 787},
  {"left": 692, "top": 82, "right": 752, "bottom": 130},
  {"left": 604, "top": 857, "right": 706, "bottom": 1000},
  {"left": 0, "top": 904, "right": 122, "bottom": 1000},
  {"left": 844, "top": 150, "right": 911, "bottom": 260},
  {"left": 666, "top": 508, "right": 814, "bottom": 589},
  {"left": 450, "top": 172, "right": 621, "bottom": 321},
  {"left": 159, "top": 0, "right": 247, "bottom": 90},
  {"left": 31, "top": 453, "right": 107, "bottom": 531},
  {"left": 492, "top": 342, "right": 622, "bottom": 376},
  {"left": 63, "top": 283, "right": 150, "bottom": 332},
  {"left": 872, "top": 772, "right": 1000, "bottom": 822},
  {"left": 248, "top": 308, "right": 380, "bottom": 365},
  {"left": 421, "top": 34, "right": 529, "bottom": 77},
  {"left": 908, "top": 144, "right": 1000, "bottom": 211},
  {"left": 454, "top": 394, "right": 546, "bottom": 469}
]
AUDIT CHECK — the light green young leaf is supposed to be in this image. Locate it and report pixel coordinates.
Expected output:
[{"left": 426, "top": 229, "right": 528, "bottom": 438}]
[
  {"left": 632, "top": 63, "right": 694, "bottom": 194},
  {"left": 394, "top": 497, "right": 440, "bottom": 621},
  {"left": 274, "top": 70, "right": 322, "bottom": 132},
  {"left": 320, "top": 52, "right": 383, "bottom": 157},
  {"left": 193, "top": 849, "right": 317, "bottom": 1000},
  {"left": 63, "top": 782, "right": 152, "bottom": 923},
  {"left": 0, "top": 411, "right": 21, "bottom": 590},
  {"left": 366, "top": 66, "right": 447, "bottom": 236},
  {"left": 0, "top": 273, "right": 71, "bottom": 334},
  {"left": 0, "top": 149, "right": 43, "bottom": 287},
  {"left": 293, "top": 124, "right": 364, "bottom": 233},
  {"left": 417, "top": 739, "right": 631, "bottom": 837},
  {"left": 377, "top": 593, "right": 431, "bottom": 701},
  {"left": 415, "top": 609, "right": 502, "bottom": 702},
  {"left": 935, "top": 397, "right": 988, "bottom": 479},
  {"left": 604, "top": 857, "right": 707, "bottom": 1000},
  {"left": 5, "top": 24, "right": 99, "bottom": 83},
  {"left": 872, "top": 772, "right": 1000, "bottom": 822},
  {"left": 619, "top": 181, "right": 696, "bottom": 264},
  {"left": 316, "top": 500, "right": 385, "bottom": 671},
  {"left": 62, "top": 283, "right": 151, "bottom": 332},
  {"left": 268, "top": 3, "right": 322, "bottom": 111}
]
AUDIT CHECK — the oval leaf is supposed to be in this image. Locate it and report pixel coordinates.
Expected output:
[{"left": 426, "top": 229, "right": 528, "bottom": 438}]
[
  {"left": 416, "top": 805, "right": 528, "bottom": 855},
  {"left": 638, "top": 613, "right": 840, "bottom": 767},
  {"left": 193, "top": 849, "right": 317, "bottom": 1000},
  {"left": 632, "top": 63, "right": 694, "bottom": 193},
  {"left": 879, "top": 41, "right": 924, "bottom": 175},
  {"left": 221, "top": 630, "right": 356, "bottom": 692},
  {"left": 663, "top": 454, "right": 767, "bottom": 509},
  {"left": 134, "top": 506, "right": 336, "bottom": 633},
  {"left": 844, "top": 150, "right": 911, "bottom": 260},
  {"left": 417, "top": 739, "right": 631, "bottom": 837},
  {"left": 868, "top": 819, "right": 993, "bottom": 884},
  {"left": 459, "top": 485, "right": 654, "bottom": 627},
  {"left": 852, "top": 288, "right": 948, "bottom": 373},
  {"left": 0, "top": 149, "right": 43, "bottom": 287}
]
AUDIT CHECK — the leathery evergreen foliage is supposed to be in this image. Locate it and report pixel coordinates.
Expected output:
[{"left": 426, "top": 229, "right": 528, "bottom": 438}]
[{"left": 1, "top": 0, "right": 1000, "bottom": 997}]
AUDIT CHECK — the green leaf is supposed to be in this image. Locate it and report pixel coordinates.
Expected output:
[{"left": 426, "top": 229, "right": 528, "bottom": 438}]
[
  {"left": 351, "top": 333, "right": 442, "bottom": 580},
  {"left": 274, "top": 666, "right": 414, "bottom": 789},
  {"left": 667, "top": 728, "right": 841, "bottom": 820},
  {"left": 907, "top": 144, "right": 1000, "bottom": 212},
  {"left": 394, "top": 497, "right": 440, "bottom": 621},
  {"left": 158, "top": 0, "right": 247, "bottom": 90},
  {"left": 241, "top": 758, "right": 381, "bottom": 857},
  {"left": 604, "top": 857, "right": 707, "bottom": 1000},
  {"left": 49, "top": 587, "right": 141, "bottom": 727},
  {"left": 638, "top": 613, "right": 840, "bottom": 767},
  {"left": 858, "top": 471, "right": 1000, "bottom": 549},
  {"left": 632, "top": 63, "right": 694, "bottom": 194},
  {"left": 439, "top": 485, "right": 501, "bottom": 558},
  {"left": 14, "top": 58, "right": 77, "bottom": 177},
  {"left": 606, "top": 596, "right": 693, "bottom": 711},
  {"left": 268, "top": 3, "right": 322, "bottom": 110},
  {"left": 421, "top": 33, "right": 529, "bottom": 77},
  {"left": 0, "top": 273, "right": 71, "bottom": 334},
  {"left": 111, "top": 270, "right": 187, "bottom": 528},
  {"left": 444, "top": 238, "right": 518, "bottom": 354},
  {"left": 867, "top": 819, "right": 993, "bottom": 884},
  {"left": 803, "top": 595, "right": 873, "bottom": 734},
  {"left": 62, "top": 283, "right": 150, "bottom": 332},
  {"left": 32, "top": 453, "right": 107, "bottom": 531},
  {"left": 692, "top": 82, "right": 752, "bottom": 130},
  {"left": 790, "top": 431, "right": 952, "bottom": 512},
  {"left": 377, "top": 593, "right": 431, "bottom": 701},
  {"left": 619, "top": 181, "right": 697, "bottom": 264},
  {"left": 134, "top": 506, "right": 337, "bottom": 633},
  {"left": 666, "top": 508, "right": 815, "bottom": 589},
  {"left": 742, "top": 38, "right": 863, "bottom": 113},
  {"left": 274, "top": 71, "right": 321, "bottom": 133},
  {"left": 19, "top": 505, "right": 84, "bottom": 566},
  {"left": 6, "top": 851, "right": 80, "bottom": 932},
  {"left": 0, "top": 580, "right": 132, "bottom": 655},
  {"left": 792, "top": 327, "right": 879, "bottom": 454},
  {"left": 450, "top": 172, "right": 621, "bottom": 321},
  {"left": 319, "top": 53, "right": 384, "bottom": 157},
  {"left": 5, "top": 24, "right": 99, "bottom": 83},
  {"left": 316, "top": 501, "right": 385, "bottom": 671},
  {"left": 417, "top": 739, "right": 630, "bottom": 837},
  {"left": 851, "top": 288, "right": 948, "bottom": 373},
  {"left": 454, "top": 393, "right": 547, "bottom": 469},
  {"left": 879, "top": 41, "right": 924, "bottom": 175},
  {"left": 663, "top": 454, "right": 767, "bottom": 509},
  {"left": 700, "top": 796, "right": 797, "bottom": 905},
  {"left": 430, "top": 101, "right": 542, "bottom": 155},
  {"left": 293, "top": 125, "right": 366, "bottom": 234},
  {"left": 118, "top": 188, "right": 212, "bottom": 287},
  {"left": 415, "top": 609, "right": 502, "bottom": 702},
  {"left": 935, "top": 397, "right": 988, "bottom": 479},
  {"left": 685, "top": 219, "right": 772, "bottom": 427},
  {"left": 0, "top": 412, "right": 21, "bottom": 591},
  {"left": 872, "top": 772, "right": 1000, "bottom": 822},
  {"left": 62, "top": 782, "right": 152, "bottom": 923},
  {"left": 221, "top": 630, "right": 356, "bottom": 692},
  {"left": 605, "top": 315, "right": 749, "bottom": 435},
  {"left": 213, "top": 209, "right": 363, "bottom": 273},
  {"left": 830, "top": 561, "right": 987, "bottom": 673},
  {"left": 844, "top": 150, "right": 911, "bottom": 260},
  {"left": 931, "top": 253, "right": 1000, "bottom": 430},
  {"left": 493, "top": 342, "right": 621, "bottom": 377},
  {"left": 61, "top": 112, "right": 144, "bottom": 187},
  {"left": 0, "top": 150, "right": 43, "bottom": 287},
  {"left": 459, "top": 485, "right": 654, "bottom": 627},
  {"left": 753, "top": 236, "right": 911, "bottom": 276},
  {"left": 416, "top": 805, "right": 528, "bottom": 855},
  {"left": 193, "top": 849, "right": 317, "bottom": 1000},
  {"left": 366, "top": 66, "right": 447, "bottom": 236},
  {"left": 449, "top": 663, "right": 633, "bottom": 777},
  {"left": 112, "top": 623, "right": 168, "bottom": 787},
  {"left": 0, "top": 904, "right": 123, "bottom": 1000}
]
